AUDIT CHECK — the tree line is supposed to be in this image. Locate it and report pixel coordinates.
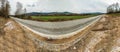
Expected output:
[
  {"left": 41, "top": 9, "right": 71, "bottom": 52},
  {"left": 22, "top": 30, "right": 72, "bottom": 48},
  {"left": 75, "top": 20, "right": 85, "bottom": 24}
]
[
  {"left": 0, "top": 0, "right": 26, "bottom": 18},
  {"left": 15, "top": 2, "right": 29, "bottom": 19},
  {"left": 0, "top": 0, "right": 10, "bottom": 18},
  {"left": 107, "top": 3, "right": 120, "bottom": 14}
]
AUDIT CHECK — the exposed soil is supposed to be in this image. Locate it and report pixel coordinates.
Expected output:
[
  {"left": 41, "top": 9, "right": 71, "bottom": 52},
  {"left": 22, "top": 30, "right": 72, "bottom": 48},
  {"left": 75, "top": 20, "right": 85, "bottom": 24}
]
[
  {"left": 0, "top": 17, "right": 7, "bottom": 35},
  {"left": 0, "top": 14, "right": 120, "bottom": 52},
  {"left": 0, "top": 17, "right": 37, "bottom": 52}
]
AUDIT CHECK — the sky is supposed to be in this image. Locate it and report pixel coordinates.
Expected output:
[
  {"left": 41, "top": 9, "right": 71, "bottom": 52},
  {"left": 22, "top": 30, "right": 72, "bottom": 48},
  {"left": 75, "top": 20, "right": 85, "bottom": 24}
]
[{"left": 8, "top": 0, "right": 120, "bottom": 15}]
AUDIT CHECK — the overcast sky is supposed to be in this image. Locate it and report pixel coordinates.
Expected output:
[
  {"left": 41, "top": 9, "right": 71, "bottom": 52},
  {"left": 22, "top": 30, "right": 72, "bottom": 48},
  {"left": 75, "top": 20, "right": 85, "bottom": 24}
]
[{"left": 8, "top": 0, "right": 120, "bottom": 15}]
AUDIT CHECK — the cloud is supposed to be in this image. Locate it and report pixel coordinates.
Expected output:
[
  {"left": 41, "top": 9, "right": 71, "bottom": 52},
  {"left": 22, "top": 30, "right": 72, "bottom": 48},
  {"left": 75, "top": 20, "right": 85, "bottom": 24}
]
[
  {"left": 33, "top": 0, "right": 109, "bottom": 13},
  {"left": 8, "top": 0, "right": 120, "bottom": 15}
]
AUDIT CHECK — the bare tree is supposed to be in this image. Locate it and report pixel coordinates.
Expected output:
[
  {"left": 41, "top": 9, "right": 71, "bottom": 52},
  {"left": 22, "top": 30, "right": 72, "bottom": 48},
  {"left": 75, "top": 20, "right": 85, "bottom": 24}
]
[
  {"left": 115, "top": 3, "right": 119, "bottom": 13},
  {"left": 0, "top": 0, "right": 10, "bottom": 18},
  {"left": 107, "top": 3, "right": 120, "bottom": 14},
  {"left": 4, "top": 1, "right": 10, "bottom": 17},
  {"left": 15, "top": 2, "right": 23, "bottom": 15}
]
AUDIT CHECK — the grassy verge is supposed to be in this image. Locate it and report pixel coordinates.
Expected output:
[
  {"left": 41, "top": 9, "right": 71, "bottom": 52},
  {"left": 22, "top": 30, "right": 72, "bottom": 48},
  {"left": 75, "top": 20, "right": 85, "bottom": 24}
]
[
  {"left": 106, "top": 13, "right": 120, "bottom": 17},
  {"left": 31, "top": 14, "right": 98, "bottom": 22}
]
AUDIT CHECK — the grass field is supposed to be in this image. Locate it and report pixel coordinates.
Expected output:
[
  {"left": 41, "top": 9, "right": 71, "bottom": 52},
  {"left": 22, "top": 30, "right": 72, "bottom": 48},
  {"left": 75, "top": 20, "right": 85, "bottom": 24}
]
[{"left": 31, "top": 14, "right": 98, "bottom": 22}]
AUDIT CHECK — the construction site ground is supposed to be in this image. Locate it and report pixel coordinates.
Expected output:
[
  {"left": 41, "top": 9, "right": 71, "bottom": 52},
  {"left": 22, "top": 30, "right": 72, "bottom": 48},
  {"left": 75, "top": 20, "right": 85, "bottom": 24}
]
[{"left": 0, "top": 14, "right": 120, "bottom": 52}]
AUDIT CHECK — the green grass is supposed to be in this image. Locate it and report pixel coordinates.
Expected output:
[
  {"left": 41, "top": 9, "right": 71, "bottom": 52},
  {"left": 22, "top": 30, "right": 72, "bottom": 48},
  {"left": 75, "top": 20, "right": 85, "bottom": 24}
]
[{"left": 31, "top": 14, "right": 98, "bottom": 22}]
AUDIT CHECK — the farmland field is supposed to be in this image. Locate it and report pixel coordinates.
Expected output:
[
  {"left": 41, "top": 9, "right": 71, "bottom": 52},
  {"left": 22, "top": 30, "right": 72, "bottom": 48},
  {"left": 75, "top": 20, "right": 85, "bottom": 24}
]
[{"left": 31, "top": 14, "right": 98, "bottom": 22}]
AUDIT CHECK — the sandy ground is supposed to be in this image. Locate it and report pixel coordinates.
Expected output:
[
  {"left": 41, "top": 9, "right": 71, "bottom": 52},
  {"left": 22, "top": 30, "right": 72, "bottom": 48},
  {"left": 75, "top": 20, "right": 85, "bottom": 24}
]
[
  {"left": 0, "top": 18, "right": 37, "bottom": 52},
  {"left": 0, "top": 15, "right": 120, "bottom": 52}
]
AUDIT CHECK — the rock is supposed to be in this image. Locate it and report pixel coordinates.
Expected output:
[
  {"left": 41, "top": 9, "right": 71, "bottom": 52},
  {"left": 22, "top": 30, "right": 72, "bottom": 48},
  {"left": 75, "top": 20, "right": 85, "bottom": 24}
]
[
  {"left": 4, "top": 21, "right": 15, "bottom": 31},
  {"left": 73, "top": 46, "right": 76, "bottom": 49}
]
